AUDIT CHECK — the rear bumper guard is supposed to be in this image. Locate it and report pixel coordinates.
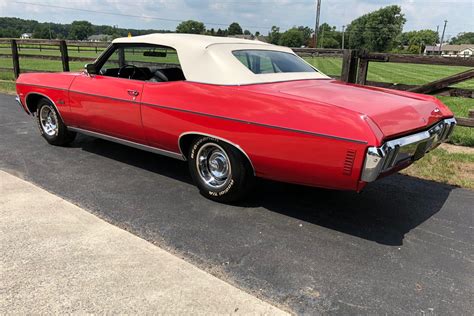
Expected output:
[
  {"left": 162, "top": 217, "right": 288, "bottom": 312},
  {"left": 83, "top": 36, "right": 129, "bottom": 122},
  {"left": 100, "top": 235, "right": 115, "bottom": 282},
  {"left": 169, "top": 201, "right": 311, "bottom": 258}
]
[{"left": 361, "top": 118, "right": 457, "bottom": 182}]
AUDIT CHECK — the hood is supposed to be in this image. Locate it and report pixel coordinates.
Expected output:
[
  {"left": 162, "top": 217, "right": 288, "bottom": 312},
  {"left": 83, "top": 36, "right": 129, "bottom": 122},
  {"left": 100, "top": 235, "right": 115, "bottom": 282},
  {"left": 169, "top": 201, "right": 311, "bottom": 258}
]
[{"left": 247, "top": 80, "right": 452, "bottom": 139}]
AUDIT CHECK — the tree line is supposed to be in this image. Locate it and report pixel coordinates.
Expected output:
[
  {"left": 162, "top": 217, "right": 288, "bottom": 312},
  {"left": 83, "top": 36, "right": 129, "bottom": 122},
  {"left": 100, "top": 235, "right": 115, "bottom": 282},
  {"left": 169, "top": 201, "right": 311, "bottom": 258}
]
[
  {"left": 0, "top": 17, "right": 170, "bottom": 40},
  {"left": 1, "top": 5, "right": 473, "bottom": 52}
]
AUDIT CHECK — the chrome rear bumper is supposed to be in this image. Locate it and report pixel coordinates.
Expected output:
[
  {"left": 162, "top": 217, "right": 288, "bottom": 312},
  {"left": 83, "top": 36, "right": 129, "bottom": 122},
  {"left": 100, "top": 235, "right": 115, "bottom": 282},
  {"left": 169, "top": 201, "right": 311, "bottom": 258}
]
[{"left": 361, "top": 118, "right": 456, "bottom": 182}]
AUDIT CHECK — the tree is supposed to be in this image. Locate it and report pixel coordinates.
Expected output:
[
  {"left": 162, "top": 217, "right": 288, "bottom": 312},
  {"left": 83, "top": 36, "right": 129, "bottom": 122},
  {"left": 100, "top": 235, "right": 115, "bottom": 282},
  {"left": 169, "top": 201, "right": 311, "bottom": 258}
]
[
  {"left": 279, "top": 28, "right": 305, "bottom": 47},
  {"left": 346, "top": 5, "right": 406, "bottom": 52},
  {"left": 33, "top": 24, "right": 53, "bottom": 39},
  {"left": 69, "top": 20, "right": 93, "bottom": 40},
  {"left": 268, "top": 26, "right": 281, "bottom": 45},
  {"left": 243, "top": 29, "right": 251, "bottom": 36},
  {"left": 450, "top": 32, "right": 474, "bottom": 44},
  {"left": 397, "top": 29, "right": 438, "bottom": 54},
  {"left": 297, "top": 26, "right": 313, "bottom": 47},
  {"left": 228, "top": 22, "right": 243, "bottom": 35},
  {"left": 176, "top": 20, "right": 205, "bottom": 34}
]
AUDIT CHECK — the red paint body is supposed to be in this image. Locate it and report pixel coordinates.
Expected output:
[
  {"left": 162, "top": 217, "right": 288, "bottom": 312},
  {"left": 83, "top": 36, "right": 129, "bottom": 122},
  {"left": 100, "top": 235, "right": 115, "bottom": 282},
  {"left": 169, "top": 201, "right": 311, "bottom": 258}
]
[{"left": 16, "top": 72, "right": 453, "bottom": 191}]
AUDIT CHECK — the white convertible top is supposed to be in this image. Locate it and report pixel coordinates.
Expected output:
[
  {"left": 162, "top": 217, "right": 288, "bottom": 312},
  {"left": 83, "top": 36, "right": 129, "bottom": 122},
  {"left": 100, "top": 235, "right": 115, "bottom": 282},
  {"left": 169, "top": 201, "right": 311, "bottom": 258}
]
[{"left": 113, "top": 33, "right": 329, "bottom": 85}]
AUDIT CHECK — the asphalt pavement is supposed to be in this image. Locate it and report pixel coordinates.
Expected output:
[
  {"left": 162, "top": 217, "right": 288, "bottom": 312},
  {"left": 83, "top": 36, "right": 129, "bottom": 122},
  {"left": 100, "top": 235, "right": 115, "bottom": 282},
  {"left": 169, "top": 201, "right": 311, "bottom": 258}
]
[{"left": 1, "top": 93, "right": 473, "bottom": 314}]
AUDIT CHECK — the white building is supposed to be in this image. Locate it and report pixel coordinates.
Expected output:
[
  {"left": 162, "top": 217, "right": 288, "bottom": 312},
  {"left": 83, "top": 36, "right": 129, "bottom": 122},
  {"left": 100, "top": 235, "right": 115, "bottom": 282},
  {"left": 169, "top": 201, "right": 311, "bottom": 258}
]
[
  {"left": 424, "top": 44, "right": 474, "bottom": 57},
  {"left": 20, "top": 33, "right": 32, "bottom": 39}
]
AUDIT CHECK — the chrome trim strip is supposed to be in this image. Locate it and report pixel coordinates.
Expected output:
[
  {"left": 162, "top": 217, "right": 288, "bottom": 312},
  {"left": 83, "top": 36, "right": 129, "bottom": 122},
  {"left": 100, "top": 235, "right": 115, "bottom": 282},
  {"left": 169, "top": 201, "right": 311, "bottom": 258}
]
[
  {"left": 24, "top": 92, "right": 64, "bottom": 120},
  {"left": 361, "top": 118, "right": 457, "bottom": 182},
  {"left": 68, "top": 127, "right": 185, "bottom": 161},
  {"left": 16, "top": 83, "right": 69, "bottom": 92},
  {"left": 178, "top": 132, "right": 256, "bottom": 175},
  {"left": 142, "top": 102, "right": 367, "bottom": 144},
  {"left": 15, "top": 94, "right": 30, "bottom": 114},
  {"left": 19, "top": 83, "right": 367, "bottom": 144}
]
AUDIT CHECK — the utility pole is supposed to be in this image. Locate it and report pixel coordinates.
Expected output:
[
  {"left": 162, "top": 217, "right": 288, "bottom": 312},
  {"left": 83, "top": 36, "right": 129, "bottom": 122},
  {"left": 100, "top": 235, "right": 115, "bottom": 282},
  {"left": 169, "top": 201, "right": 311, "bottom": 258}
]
[
  {"left": 320, "top": 26, "right": 325, "bottom": 48},
  {"left": 341, "top": 25, "right": 345, "bottom": 49},
  {"left": 438, "top": 20, "right": 447, "bottom": 54},
  {"left": 313, "top": 0, "right": 321, "bottom": 48}
]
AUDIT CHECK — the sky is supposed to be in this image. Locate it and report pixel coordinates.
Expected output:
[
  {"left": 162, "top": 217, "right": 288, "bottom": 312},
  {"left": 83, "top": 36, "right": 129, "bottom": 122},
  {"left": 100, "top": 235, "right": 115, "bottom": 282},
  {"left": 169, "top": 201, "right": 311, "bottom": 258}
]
[{"left": 0, "top": 0, "right": 473, "bottom": 38}]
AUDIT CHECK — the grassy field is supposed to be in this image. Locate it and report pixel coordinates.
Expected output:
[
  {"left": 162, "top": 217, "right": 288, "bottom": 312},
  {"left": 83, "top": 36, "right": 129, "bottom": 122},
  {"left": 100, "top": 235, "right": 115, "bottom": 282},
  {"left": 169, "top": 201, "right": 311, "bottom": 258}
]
[
  {"left": 402, "top": 145, "right": 474, "bottom": 189},
  {"left": 304, "top": 57, "right": 474, "bottom": 89}
]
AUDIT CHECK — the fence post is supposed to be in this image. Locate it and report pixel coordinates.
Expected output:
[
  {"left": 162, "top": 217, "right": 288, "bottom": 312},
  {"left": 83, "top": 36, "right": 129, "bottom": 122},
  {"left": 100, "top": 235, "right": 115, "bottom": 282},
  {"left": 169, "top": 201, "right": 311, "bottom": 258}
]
[
  {"left": 59, "top": 40, "right": 70, "bottom": 72},
  {"left": 356, "top": 49, "right": 369, "bottom": 85},
  {"left": 10, "top": 39, "right": 20, "bottom": 79},
  {"left": 341, "top": 49, "right": 358, "bottom": 83}
]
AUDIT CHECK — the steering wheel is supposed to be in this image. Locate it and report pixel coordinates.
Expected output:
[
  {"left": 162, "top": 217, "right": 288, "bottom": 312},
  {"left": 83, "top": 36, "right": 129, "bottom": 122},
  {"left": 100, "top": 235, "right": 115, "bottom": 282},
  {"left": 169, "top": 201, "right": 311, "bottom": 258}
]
[{"left": 117, "top": 64, "right": 147, "bottom": 79}]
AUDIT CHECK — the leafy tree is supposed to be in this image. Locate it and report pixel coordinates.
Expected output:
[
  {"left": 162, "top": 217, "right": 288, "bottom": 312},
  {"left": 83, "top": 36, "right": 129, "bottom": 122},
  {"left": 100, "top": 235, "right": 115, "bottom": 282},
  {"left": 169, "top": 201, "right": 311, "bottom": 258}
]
[
  {"left": 268, "top": 26, "right": 281, "bottom": 45},
  {"left": 397, "top": 29, "right": 438, "bottom": 53},
  {"left": 69, "top": 20, "right": 93, "bottom": 40},
  {"left": 279, "top": 28, "right": 305, "bottom": 47},
  {"left": 346, "top": 5, "right": 406, "bottom": 52},
  {"left": 228, "top": 22, "right": 243, "bottom": 35},
  {"left": 297, "top": 26, "right": 313, "bottom": 47},
  {"left": 176, "top": 20, "right": 205, "bottom": 34},
  {"left": 450, "top": 32, "right": 474, "bottom": 44},
  {"left": 33, "top": 24, "right": 54, "bottom": 39},
  {"left": 243, "top": 30, "right": 251, "bottom": 35},
  {"left": 216, "top": 28, "right": 228, "bottom": 37}
]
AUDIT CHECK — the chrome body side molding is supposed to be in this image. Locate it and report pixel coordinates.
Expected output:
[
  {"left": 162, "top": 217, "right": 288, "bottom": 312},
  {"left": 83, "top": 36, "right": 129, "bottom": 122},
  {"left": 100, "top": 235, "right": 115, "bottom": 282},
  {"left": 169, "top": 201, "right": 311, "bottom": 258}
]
[{"left": 68, "top": 127, "right": 185, "bottom": 161}]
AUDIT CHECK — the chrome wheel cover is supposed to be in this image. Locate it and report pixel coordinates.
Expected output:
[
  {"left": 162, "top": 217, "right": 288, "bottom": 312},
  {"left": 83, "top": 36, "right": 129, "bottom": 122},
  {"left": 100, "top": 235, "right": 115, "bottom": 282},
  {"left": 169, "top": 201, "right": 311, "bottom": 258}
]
[
  {"left": 196, "top": 143, "right": 231, "bottom": 189},
  {"left": 39, "top": 105, "right": 58, "bottom": 136}
]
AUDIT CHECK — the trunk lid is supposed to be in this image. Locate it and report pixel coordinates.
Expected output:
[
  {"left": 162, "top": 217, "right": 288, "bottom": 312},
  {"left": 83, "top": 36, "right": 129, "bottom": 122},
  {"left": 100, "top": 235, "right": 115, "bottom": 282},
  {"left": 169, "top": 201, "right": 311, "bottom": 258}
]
[{"left": 275, "top": 80, "right": 449, "bottom": 138}]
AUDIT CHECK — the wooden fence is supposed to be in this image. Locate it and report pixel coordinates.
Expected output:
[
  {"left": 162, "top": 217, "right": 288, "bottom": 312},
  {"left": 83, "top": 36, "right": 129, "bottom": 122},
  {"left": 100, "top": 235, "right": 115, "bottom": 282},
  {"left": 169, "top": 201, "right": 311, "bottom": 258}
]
[{"left": 1, "top": 39, "right": 473, "bottom": 127}]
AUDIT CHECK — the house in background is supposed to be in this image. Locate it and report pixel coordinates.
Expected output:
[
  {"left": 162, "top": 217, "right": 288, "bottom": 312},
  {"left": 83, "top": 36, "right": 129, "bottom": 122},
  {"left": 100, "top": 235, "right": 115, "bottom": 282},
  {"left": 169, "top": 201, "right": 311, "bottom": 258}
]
[
  {"left": 87, "top": 34, "right": 113, "bottom": 42},
  {"left": 20, "top": 33, "right": 32, "bottom": 39},
  {"left": 424, "top": 44, "right": 474, "bottom": 57}
]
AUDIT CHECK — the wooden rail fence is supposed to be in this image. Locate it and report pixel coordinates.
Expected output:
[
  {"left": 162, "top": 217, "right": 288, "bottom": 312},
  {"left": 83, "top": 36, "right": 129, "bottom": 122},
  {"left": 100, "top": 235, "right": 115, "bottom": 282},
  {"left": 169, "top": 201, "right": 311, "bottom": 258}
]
[{"left": 0, "top": 39, "right": 473, "bottom": 127}]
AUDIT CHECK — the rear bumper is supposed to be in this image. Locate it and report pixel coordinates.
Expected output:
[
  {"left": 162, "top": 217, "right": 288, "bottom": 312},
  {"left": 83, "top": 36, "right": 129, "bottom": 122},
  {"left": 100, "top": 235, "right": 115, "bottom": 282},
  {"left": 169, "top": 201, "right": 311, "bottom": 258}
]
[{"left": 361, "top": 118, "right": 456, "bottom": 182}]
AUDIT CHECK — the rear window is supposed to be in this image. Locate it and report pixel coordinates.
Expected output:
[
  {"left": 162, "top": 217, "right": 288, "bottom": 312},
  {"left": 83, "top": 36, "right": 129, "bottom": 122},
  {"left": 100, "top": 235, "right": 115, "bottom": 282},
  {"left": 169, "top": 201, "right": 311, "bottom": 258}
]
[{"left": 232, "top": 50, "right": 316, "bottom": 74}]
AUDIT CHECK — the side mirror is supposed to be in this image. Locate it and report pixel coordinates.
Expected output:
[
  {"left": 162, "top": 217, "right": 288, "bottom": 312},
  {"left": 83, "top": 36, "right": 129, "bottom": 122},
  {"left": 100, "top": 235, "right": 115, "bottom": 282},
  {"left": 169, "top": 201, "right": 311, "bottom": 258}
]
[{"left": 85, "top": 63, "right": 97, "bottom": 75}]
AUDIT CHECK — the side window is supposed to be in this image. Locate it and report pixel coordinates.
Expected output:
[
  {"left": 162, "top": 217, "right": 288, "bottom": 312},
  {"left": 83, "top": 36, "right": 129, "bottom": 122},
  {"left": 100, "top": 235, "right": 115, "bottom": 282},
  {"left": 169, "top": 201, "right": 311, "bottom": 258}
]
[{"left": 98, "top": 44, "right": 185, "bottom": 82}]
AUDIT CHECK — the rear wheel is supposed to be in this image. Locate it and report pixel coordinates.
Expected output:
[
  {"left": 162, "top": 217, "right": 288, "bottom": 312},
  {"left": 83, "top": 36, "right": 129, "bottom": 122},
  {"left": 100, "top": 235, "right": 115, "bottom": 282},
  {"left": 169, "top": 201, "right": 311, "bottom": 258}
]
[
  {"left": 188, "top": 137, "right": 254, "bottom": 203},
  {"left": 36, "top": 98, "right": 76, "bottom": 146}
]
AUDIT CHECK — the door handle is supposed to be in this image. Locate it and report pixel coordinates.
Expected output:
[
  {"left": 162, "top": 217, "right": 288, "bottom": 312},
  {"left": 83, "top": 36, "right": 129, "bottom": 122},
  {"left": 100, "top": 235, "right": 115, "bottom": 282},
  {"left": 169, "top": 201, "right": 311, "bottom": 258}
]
[{"left": 127, "top": 89, "right": 139, "bottom": 97}]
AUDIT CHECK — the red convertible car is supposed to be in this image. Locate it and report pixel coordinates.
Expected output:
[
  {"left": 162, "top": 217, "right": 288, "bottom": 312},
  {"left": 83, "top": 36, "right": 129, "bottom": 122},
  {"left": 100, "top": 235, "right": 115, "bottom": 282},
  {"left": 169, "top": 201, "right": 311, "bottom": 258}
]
[{"left": 15, "top": 34, "right": 456, "bottom": 202}]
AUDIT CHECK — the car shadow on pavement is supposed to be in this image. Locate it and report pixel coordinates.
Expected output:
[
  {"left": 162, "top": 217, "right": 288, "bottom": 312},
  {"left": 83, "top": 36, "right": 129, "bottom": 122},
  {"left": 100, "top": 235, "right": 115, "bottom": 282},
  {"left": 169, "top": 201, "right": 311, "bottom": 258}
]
[
  {"left": 248, "top": 176, "right": 454, "bottom": 246},
  {"left": 74, "top": 134, "right": 454, "bottom": 246}
]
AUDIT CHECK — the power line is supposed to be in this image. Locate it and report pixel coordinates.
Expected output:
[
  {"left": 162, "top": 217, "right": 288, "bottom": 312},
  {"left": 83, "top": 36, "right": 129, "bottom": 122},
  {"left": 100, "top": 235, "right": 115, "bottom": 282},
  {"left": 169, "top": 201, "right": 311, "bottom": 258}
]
[{"left": 10, "top": 1, "right": 273, "bottom": 30}]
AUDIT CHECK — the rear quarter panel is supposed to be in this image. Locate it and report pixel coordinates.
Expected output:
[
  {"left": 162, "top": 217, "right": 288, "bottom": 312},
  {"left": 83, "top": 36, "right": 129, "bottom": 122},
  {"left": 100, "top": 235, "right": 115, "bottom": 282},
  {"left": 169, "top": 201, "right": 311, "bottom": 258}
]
[{"left": 141, "top": 81, "right": 371, "bottom": 190}]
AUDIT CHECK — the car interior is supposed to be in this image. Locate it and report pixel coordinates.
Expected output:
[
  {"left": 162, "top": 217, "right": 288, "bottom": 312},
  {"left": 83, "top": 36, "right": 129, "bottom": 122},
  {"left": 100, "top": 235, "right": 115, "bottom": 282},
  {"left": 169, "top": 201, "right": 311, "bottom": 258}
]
[
  {"left": 98, "top": 45, "right": 186, "bottom": 83},
  {"left": 100, "top": 65, "right": 186, "bottom": 82}
]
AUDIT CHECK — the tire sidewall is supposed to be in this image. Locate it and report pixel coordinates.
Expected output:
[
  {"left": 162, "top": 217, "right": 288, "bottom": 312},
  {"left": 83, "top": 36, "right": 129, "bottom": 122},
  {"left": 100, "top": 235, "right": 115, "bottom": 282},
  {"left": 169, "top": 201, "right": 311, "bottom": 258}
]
[
  {"left": 36, "top": 102, "right": 60, "bottom": 141},
  {"left": 189, "top": 137, "right": 242, "bottom": 200}
]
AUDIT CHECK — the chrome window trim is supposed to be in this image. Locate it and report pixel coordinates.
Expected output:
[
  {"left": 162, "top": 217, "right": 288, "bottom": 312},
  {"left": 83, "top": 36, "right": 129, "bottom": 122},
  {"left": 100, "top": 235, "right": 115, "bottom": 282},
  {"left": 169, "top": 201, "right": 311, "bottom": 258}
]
[
  {"left": 361, "top": 118, "right": 457, "bottom": 182},
  {"left": 68, "top": 127, "right": 185, "bottom": 161}
]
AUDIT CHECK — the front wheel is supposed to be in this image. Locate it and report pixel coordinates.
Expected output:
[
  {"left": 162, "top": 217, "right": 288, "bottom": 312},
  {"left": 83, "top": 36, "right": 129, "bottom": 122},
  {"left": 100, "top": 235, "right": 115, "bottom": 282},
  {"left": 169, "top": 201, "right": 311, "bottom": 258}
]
[
  {"left": 188, "top": 137, "right": 254, "bottom": 203},
  {"left": 36, "top": 98, "right": 76, "bottom": 146}
]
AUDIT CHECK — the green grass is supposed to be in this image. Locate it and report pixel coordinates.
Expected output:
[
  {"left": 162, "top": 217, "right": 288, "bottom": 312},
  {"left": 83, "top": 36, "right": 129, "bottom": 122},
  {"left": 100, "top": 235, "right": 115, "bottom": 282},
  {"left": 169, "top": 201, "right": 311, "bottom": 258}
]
[
  {"left": 402, "top": 146, "right": 474, "bottom": 189},
  {"left": 0, "top": 81, "right": 15, "bottom": 94},
  {"left": 304, "top": 57, "right": 474, "bottom": 89},
  {"left": 437, "top": 96, "right": 474, "bottom": 147}
]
